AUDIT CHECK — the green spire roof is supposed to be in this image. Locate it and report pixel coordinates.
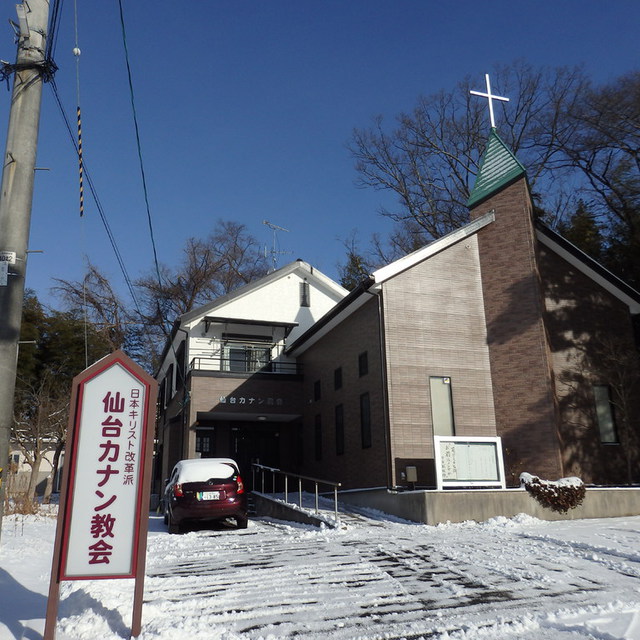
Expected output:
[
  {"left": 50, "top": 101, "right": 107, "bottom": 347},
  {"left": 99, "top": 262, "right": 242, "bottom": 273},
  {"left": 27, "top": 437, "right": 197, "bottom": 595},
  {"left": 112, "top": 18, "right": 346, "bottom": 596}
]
[{"left": 467, "top": 128, "right": 526, "bottom": 208}]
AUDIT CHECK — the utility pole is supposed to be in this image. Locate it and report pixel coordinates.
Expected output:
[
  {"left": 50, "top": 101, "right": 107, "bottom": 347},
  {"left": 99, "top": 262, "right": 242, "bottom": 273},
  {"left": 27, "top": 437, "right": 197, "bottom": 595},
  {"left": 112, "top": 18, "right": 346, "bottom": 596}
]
[{"left": 0, "top": 0, "right": 51, "bottom": 538}]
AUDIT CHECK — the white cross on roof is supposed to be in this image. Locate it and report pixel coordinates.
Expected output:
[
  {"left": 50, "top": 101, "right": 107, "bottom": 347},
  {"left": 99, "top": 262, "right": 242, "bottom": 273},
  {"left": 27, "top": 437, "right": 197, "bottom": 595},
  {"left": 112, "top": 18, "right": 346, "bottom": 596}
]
[{"left": 470, "top": 73, "right": 509, "bottom": 129}]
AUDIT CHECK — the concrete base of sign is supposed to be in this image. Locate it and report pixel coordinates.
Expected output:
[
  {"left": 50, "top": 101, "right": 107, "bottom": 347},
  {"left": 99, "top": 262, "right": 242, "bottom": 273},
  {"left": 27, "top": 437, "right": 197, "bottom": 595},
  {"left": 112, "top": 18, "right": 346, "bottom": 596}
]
[{"left": 337, "top": 486, "right": 640, "bottom": 525}]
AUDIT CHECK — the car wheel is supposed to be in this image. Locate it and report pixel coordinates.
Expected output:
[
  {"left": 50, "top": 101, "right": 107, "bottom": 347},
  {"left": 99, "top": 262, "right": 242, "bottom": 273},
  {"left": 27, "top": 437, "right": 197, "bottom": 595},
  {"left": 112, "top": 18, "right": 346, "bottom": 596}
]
[
  {"left": 168, "top": 511, "right": 180, "bottom": 534},
  {"left": 236, "top": 516, "right": 248, "bottom": 529},
  {"left": 163, "top": 505, "right": 168, "bottom": 525}
]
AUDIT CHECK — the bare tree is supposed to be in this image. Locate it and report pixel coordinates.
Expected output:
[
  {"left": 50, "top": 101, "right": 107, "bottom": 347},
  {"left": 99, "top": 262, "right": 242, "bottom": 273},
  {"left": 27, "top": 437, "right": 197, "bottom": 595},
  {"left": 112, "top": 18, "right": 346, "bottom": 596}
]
[
  {"left": 52, "top": 221, "right": 270, "bottom": 370},
  {"left": 53, "top": 262, "right": 135, "bottom": 356},
  {"left": 349, "top": 62, "right": 590, "bottom": 256},
  {"left": 135, "top": 220, "right": 269, "bottom": 340},
  {"left": 12, "top": 370, "right": 68, "bottom": 505},
  {"left": 552, "top": 71, "right": 640, "bottom": 288}
]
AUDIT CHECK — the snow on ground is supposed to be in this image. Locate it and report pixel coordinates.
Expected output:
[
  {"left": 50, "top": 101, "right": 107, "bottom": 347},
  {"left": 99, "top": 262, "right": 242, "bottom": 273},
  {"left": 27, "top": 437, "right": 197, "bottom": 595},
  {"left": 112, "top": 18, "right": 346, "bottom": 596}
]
[{"left": 2, "top": 501, "right": 640, "bottom": 639}]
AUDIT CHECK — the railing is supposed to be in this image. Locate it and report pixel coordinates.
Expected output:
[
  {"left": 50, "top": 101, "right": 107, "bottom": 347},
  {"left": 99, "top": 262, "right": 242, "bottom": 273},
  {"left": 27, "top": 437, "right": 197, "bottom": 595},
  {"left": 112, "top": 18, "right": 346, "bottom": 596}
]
[
  {"left": 190, "top": 357, "right": 301, "bottom": 375},
  {"left": 251, "top": 463, "right": 342, "bottom": 525}
]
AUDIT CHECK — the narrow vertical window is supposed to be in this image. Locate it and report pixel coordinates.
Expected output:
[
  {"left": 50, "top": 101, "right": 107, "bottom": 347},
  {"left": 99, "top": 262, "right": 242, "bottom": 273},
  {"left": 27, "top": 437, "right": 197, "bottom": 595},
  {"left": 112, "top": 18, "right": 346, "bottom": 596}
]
[
  {"left": 300, "top": 280, "right": 310, "bottom": 307},
  {"left": 314, "top": 414, "right": 322, "bottom": 461},
  {"left": 159, "top": 379, "right": 166, "bottom": 409},
  {"left": 176, "top": 340, "right": 186, "bottom": 388},
  {"left": 594, "top": 385, "right": 618, "bottom": 443},
  {"left": 165, "top": 364, "right": 174, "bottom": 404},
  {"left": 314, "top": 379, "right": 321, "bottom": 401},
  {"left": 430, "top": 376, "right": 455, "bottom": 436},
  {"left": 360, "top": 392, "right": 371, "bottom": 449},
  {"left": 334, "top": 367, "right": 343, "bottom": 390},
  {"left": 335, "top": 404, "right": 344, "bottom": 455},
  {"left": 358, "top": 351, "right": 369, "bottom": 377}
]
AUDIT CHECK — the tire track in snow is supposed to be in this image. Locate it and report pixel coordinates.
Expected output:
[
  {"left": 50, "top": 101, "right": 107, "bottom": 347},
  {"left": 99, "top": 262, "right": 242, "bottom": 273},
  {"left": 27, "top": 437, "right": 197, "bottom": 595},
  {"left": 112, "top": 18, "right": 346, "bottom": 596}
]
[{"left": 141, "top": 513, "right": 640, "bottom": 639}]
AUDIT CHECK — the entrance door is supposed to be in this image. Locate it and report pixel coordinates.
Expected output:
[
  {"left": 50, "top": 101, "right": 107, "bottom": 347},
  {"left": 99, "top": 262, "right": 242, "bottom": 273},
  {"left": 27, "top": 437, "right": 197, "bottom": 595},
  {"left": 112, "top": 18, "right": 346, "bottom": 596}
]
[{"left": 231, "top": 424, "right": 280, "bottom": 484}]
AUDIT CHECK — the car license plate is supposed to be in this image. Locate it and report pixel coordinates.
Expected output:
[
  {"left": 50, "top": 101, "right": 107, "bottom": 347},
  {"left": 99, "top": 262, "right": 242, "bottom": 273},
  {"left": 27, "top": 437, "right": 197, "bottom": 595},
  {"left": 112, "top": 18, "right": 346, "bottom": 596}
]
[{"left": 197, "top": 491, "right": 220, "bottom": 501}]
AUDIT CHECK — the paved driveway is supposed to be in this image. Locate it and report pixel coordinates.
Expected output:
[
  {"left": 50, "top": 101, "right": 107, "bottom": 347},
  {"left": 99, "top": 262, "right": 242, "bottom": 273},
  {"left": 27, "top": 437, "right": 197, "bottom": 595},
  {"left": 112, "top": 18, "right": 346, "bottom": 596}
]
[{"left": 139, "top": 507, "right": 640, "bottom": 639}]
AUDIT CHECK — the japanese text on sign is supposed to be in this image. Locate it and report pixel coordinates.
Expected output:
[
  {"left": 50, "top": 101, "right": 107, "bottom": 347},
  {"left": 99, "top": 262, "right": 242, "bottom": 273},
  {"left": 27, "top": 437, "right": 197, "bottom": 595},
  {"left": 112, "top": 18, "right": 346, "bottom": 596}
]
[{"left": 62, "top": 363, "right": 148, "bottom": 578}]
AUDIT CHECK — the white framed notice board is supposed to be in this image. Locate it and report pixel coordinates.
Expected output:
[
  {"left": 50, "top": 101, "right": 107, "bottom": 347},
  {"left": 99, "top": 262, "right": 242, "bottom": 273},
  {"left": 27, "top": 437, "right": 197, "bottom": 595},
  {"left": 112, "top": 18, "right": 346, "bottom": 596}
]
[{"left": 434, "top": 436, "right": 506, "bottom": 490}]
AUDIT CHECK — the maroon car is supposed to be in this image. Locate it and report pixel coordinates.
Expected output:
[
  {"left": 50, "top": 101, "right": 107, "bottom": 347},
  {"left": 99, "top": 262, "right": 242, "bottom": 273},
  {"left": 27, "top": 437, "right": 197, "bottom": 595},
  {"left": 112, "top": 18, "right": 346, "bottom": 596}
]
[{"left": 163, "top": 458, "right": 248, "bottom": 533}]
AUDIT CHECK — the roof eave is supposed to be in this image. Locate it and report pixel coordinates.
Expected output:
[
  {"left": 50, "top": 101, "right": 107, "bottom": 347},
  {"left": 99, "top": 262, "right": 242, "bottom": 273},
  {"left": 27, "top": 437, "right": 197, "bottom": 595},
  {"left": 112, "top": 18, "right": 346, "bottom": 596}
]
[
  {"left": 536, "top": 223, "right": 640, "bottom": 313},
  {"left": 286, "top": 276, "right": 376, "bottom": 356}
]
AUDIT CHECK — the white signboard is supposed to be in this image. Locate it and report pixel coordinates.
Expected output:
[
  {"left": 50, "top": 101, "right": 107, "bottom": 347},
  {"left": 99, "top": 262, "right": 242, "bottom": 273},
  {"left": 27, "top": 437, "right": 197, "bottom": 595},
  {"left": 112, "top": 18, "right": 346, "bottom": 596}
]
[
  {"left": 60, "top": 360, "right": 150, "bottom": 579},
  {"left": 0, "top": 250, "right": 16, "bottom": 264},
  {"left": 434, "top": 436, "right": 505, "bottom": 490}
]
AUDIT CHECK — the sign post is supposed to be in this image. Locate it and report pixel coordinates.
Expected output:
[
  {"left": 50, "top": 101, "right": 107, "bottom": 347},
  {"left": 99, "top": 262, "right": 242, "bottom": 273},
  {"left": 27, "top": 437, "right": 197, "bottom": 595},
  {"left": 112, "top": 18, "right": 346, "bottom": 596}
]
[{"left": 45, "top": 351, "right": 157, "bottom": 639}]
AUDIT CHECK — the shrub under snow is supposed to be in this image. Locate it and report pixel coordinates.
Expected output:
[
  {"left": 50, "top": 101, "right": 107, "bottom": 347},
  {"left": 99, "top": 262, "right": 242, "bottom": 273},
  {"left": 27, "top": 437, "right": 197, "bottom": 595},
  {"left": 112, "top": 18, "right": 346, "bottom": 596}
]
[{"left": 520, "top": 472, "right": 586, "bottom": 513}]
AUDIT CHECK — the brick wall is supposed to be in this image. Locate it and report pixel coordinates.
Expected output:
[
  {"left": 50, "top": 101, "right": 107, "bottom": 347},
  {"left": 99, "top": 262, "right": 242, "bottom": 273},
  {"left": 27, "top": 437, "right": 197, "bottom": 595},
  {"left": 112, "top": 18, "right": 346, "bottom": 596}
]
[
  {"left": 470, "top": 178, "right": 564, "bottom": 484},
  {"left": 540, "top": 246, "right": 640, "bottom": 484},
  {"left": 380, "top": 236, "right": 497, "bottom": 487},
  {"left": 298, "top": 298, "right": 389, "bottom": 489}
]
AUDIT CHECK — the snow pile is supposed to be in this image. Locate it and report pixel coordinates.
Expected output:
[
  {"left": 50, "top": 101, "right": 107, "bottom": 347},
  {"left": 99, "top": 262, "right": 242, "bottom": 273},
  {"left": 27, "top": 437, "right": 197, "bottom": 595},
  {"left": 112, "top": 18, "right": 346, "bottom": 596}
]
[{"left": 520, "top": 472, "right": 586, "bottom": 513}]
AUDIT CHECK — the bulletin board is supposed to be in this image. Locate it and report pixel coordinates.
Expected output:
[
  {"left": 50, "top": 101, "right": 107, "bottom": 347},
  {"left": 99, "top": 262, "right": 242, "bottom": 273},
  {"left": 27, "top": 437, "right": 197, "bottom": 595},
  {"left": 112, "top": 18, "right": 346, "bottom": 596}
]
[{"left": 434, "top": 436, "right": 506, "bottom": 490}]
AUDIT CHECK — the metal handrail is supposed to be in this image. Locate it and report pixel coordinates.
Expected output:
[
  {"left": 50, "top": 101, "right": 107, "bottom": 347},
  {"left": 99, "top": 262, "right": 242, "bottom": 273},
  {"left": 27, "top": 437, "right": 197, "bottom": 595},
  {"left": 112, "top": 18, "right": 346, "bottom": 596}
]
[
  {"left": 190, "top": 356, "right": 301, "bottom": 375},
  {"left": 251, "top": 463, "right": 342, "bottom": 525}
]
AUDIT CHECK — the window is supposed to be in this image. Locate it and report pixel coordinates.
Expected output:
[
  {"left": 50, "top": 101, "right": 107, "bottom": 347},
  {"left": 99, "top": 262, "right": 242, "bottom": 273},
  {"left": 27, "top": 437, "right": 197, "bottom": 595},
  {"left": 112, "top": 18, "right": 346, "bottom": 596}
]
[
  {"left": 358, "top": 352, "right": 369, "bottom": 377},
  {"left": 300, "top": 280, "right": 310, "bottom": 307},
  {"left": 314, "top": 379, "right": 322, "bottom": 401},
  {"left": 164, "top": 364, "right": 174, "bottom": 406},
  {"left": 594, "top": 385, "right": 618, "bottom": 443},
  {"left": 159, "top": 378, "right": 166, "bottom": 409},
  {"left": 334, "top": 367, "right": 343, "bottom": 390},
  {"left": 430, "top": 376, "right": 455, "bottom": 437},
  {"left": 223, "top": 334, "right": 271, "bottom": 373},
  {"left": 335, "top": 404, "right": 344, "bottom": 455},
  {"left": 314, "top": 414, "right": 322, "bottom": 461},
  {"left": 195, "top": 435, "right": 211, "bottom": 454},
  {"left": 360, "top": 392, "right": 371, "bottom": 448},
  {"left": 175, "top": 340, "right": 186, "bottom": 387}
]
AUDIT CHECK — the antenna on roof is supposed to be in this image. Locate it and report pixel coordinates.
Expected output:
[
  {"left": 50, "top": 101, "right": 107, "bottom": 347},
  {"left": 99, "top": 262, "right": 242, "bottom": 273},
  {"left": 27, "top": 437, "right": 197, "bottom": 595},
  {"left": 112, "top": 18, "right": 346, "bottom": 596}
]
[{"left": 263, "top": 220, "right": 292, "bottom": 271}]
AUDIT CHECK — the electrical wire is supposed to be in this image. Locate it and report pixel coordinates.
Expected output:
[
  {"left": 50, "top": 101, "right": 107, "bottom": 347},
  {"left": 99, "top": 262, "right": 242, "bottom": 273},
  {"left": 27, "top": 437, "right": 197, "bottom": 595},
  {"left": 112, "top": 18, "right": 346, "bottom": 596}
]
[
  {"left": 116, "top": 0, "right": 189, "bottom": 392},
  {"left": 116, "top": 0, "right": 162, "bottom": 289},
  {"left": 48, "top": 79, "right": 143, "bottom": 317},
  {"left": 70, "top": 0, "right": 88, "bottom": 367},
  {"left": 45, "top": 0, "right": 64, "bottom": 63}
]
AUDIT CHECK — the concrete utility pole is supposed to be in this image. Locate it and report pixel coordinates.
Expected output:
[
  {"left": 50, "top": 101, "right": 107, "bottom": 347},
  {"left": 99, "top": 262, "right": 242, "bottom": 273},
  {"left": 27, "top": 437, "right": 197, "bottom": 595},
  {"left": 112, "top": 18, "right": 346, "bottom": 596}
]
[{"left": 0, "top": 0, "right": 50, "bottom": 537}]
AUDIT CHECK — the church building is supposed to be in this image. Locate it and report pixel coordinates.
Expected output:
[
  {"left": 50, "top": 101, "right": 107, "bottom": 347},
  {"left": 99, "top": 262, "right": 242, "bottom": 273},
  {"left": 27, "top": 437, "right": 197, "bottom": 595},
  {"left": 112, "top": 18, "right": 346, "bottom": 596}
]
[{"left": 155, "top": 120, "right": 640, "bottom": 496}]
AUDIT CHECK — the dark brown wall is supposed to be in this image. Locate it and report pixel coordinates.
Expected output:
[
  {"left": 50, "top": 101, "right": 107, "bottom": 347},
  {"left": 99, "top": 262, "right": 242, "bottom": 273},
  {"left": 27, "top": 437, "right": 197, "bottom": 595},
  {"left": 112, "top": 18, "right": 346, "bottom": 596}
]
[
  {"left": 540, "top": 245, "right": 640, "bottom": 484},
  {"left": 189, "top": 374, "right": 303, "bottom": 420},
  {"left": 470, "top": 179, "right": 564, "bottom": 484}
]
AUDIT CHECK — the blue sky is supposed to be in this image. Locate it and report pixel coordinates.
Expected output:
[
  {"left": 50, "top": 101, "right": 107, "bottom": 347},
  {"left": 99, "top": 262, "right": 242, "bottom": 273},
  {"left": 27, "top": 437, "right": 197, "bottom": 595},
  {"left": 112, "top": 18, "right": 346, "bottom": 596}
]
[{"left": 5, "top": 0, "right": 639, "bottom": 308}]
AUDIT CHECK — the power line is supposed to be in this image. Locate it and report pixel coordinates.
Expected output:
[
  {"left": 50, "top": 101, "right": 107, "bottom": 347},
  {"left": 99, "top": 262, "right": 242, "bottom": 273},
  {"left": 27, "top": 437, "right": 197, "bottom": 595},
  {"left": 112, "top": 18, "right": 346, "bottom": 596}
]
[
  {"left": 117, "top": 0, "right": 163, "bottom": 293},
  {"left": 48, "top": 79, "right": 142, "bottom": 314},
  {"left": 116, "top": 0, "right": 189, "bottom": 391}
]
